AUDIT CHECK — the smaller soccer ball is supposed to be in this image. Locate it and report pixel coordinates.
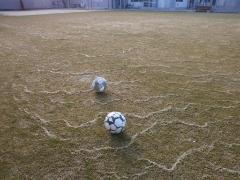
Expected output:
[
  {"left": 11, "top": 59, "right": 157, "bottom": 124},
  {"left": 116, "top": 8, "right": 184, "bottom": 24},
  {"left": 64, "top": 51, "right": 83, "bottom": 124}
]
[
  {"left": 91, "top": 76, "right": 107, "bottom": 93},
  {"left": 104, "top": 112, "right": 127, "bottom": 134}
]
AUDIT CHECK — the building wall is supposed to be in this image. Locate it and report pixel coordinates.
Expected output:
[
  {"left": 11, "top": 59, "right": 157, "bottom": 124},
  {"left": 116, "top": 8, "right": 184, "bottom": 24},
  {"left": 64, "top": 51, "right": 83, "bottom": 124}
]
[
  {"left": 0, "top": 0, "right": 22, "bottom": 10},
  {"left": 91, "top": 0, "right": 110, "bottom": 9},
  {"left": 0, "top": 0, "right": 111, "bottom": 10},
  {"left": 176, "top": 0, "right": 188, "bottom": 8},
  {"left": 22, "top": 0, "right": 57, "bottom": 9},
  {"left": 0, "top": 0, "right": 63, "bottom": 10},
  {"left": 215, "top": 0, "right": 240, "bottom": 12},
  {"left": 0, "top": 0, "right": 239, "bottom": 11},
  {"left": 70, "top": 0, "right": 88, "bottom": 8},
  {"left": 157, "top": 0, "right": 175, "bottom": 9}
]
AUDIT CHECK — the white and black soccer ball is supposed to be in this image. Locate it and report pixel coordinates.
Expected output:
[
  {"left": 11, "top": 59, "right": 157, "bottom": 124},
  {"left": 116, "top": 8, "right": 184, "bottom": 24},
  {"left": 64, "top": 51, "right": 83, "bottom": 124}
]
[
  {"left": 104, "top": 112, "right": 127, "bottom": 134},
  {"left": 91, "top": 76, "right": 107, "bottom": 93}
]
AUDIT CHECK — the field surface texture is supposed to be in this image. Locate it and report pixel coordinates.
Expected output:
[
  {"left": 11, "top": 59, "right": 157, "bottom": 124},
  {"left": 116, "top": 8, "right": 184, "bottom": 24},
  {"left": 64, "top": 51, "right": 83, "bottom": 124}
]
[{"left": 0, "top": 11, "right": 240, "bottom": 179}]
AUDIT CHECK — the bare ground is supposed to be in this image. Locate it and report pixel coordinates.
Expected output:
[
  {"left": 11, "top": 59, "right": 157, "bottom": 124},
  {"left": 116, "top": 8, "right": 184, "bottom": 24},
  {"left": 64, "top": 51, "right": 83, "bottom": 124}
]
[{"left": 0, "top": 11, "right": 240, "bottom": 179}]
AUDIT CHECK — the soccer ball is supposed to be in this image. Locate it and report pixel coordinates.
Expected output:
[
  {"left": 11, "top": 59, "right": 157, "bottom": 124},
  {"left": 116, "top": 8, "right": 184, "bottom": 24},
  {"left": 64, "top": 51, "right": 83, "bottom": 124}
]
[
  {"left": 104, "top": 112, "right": 127, "bottom": 134},
  {"left": 91, "top": 76, "right": 107, "bottom": 93}
]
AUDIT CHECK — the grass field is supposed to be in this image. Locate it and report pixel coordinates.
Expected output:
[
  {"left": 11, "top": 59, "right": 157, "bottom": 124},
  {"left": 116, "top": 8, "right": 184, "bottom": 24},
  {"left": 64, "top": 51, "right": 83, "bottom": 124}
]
[{"left": 0, "top": 11, "right": 240, "bottom": 179}]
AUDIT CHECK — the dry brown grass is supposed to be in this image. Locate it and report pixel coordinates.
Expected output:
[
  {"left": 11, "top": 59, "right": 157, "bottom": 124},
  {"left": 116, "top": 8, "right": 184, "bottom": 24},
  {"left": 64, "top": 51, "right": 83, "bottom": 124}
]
[{"left": 0, "top": 11, "right": 240, "bottom": 179}]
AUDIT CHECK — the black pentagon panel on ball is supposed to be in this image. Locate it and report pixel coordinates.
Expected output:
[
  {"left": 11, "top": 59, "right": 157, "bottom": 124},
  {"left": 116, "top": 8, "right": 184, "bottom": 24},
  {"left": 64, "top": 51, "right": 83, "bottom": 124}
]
[
  {"left": 107, "top": 119, "right": 114, "bottom": 125},
  {"left": 112, "top": 116, "right": 118, "bottom": 123},
  {"left": 119, "top": 115, "right": 124, "bottom": 122},
  {"left": 115, "top": 125, "right": 121, "bottom": 129}
]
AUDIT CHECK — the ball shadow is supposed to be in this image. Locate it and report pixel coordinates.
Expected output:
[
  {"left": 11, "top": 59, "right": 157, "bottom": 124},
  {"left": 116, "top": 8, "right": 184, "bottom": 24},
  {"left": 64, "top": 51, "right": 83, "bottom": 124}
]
[
  {"left": 94, "top": 91, "right": 114, "bottom": 104},
  {"left": 109, "top": 132, "right": 142, "bottom": 158},
  {"left": 109, "top": 132, "right": 132, "bottom": 146}
]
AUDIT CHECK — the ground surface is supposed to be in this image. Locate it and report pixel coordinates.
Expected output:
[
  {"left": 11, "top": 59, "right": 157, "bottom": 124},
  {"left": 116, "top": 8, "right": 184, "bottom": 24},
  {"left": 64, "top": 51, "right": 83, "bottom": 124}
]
[{"left": 0, "top": 11, "right": 240, "bottom": 179}]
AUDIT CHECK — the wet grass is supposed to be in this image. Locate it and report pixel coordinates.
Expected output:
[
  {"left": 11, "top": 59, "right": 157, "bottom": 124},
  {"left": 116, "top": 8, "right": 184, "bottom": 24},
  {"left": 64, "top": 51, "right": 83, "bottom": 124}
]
[{"left": 0, "top": 11, "right": 240, "bottom": 179}]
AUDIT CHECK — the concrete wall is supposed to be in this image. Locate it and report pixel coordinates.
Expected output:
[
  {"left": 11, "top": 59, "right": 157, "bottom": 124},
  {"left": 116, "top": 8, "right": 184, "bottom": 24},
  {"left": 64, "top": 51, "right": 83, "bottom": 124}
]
[
  {"left": 0, "top": 0, "right": 63, "bottom": 10},
  {"left": 114, "top": 0, "right": 127, "bottom": 9},
  {"left": 0, "top": 0, "right": 22, "bottom": 10},
  {"left": 91, "top": 0, "right": 110, "bottom": 9},
  {"left": 22, "top": 0, "right": 58, "bottom": 9},
  {"left": 0, "top": 0, "right": 239, "bottom": 11},
  {"left": 70, "top": 0, "right": 88, "bottom": 8},
  {"left": 0, "top": 0, "right": 111, "bottom": 9},
  {"left": 215, "top": 0, "right": 240, "bottom": 12},
  {"left": 176, "top": 0, "right": 188, "bottom": 8},
  {"left": 157, "top": 0, "right": 175, "bottom": 9}
]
